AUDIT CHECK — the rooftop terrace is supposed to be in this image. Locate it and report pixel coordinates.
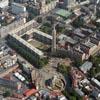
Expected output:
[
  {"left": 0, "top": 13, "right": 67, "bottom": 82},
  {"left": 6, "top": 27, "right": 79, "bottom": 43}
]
[{"left": 55, "top": 9, "right": 72, "bottom": 19}]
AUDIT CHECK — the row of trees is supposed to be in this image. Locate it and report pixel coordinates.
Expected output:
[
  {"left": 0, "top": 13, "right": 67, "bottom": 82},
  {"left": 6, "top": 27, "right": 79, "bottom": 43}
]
[{"left": 7, "top": 40, "right": 48, "bottom": 68}]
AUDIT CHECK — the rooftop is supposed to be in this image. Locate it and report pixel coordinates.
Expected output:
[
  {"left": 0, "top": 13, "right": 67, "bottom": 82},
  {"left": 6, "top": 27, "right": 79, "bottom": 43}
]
[
  {"left": 84, "top": 41, "right": 96, "bottom": 48},
  {"left": 12, "top": 2, "right": 25, "bottom": 8},
  {"left": 55, "top": 9, "right": 72, "bottom": 19},
  {"left": 9, "top": 33, "right": 44, "bottom": 57},
  {"left": 33, "top": 29, "right": 52, "bottom": 40},
  {"left": 58, "top": 34, "right": 77, "bottom": 45},
  {"left": 28, "top": 39, "right": 49, "bottom": 51},
  {"left": 96, "top": 19, "right": 100, "bottom": 23},
  {"left": 0, "top": 78, "right": 17, "bottom": 89},
  {"left": 74, "top": 29, "right": 85, "bottom": 38},
  {"left": 80, "top": 61, "right": 93, "bottom": 73},
  {"left": 91, "top": 78, "right": 100, "bottom": 87}
]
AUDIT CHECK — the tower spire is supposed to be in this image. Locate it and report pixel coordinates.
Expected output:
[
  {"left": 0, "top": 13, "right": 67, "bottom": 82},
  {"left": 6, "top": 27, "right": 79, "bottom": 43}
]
[{"left": 52, "top": 24, "right": 57, "bottom": 54}]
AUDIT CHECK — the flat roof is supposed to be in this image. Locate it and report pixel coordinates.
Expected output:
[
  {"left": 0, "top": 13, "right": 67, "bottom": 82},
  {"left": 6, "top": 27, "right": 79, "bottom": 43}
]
[
  {"left": 55, "top": 9, "right": 71, "bottom": 19},
  {"left": 84, "top": 42, "right": 96, "bottom": 48},
  {"left": 9, "top": 33, "right": 44, "bottom": 57},
  {"left": 80, "top": 61, "right": 93, "bottom": 73},
  {"left": 74, "top": 47, "right": 84, "bottom": 54},
  {"left": 96, "top": 19, "right": 100, "bottom": 23},
  {"left": 75, "top": 88, "right": 84, "bottom": 96},
  {"left": 74, "top": 29, "right": 85, "bottom": 38},
  {"left": 10, "top": 19, "right": 36, "bottom": 35},
  {"left": 74, "top": 32, "right": 85, "bottom": 38},
  {"left": 20, "top": 28, "right": 52, "bottom": 40},
  {"left": 33, "top": 29, "right": 52, "bottom": 40},
  {"left": 0, "top": 78, "right": 17, "bottom": 89},
  {"left": 12, "top": 2, "right": 25, "bottom": 8},
  {"left": 58, "top": 34, "right": 77, "bottom": 45},
  {"left": 92, "top": 78, "right": 100, "bottom": 87}
]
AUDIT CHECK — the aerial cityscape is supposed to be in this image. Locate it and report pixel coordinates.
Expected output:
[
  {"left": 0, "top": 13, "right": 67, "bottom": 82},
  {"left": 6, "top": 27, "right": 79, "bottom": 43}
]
[{"left": 0, "top": 0, "right": 100, "bottom": 100}]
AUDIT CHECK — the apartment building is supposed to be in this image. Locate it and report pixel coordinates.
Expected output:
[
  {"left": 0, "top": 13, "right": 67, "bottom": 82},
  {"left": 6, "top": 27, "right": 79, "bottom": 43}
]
[
  {"left": 7, "top": 33, "right": 44, "bottom": 65},
  {"left": 33, "top": 0, "right": 59, "bottom": 14},
  {"left": 0, "top": 18, "right": 26, "bottom": 38},
  {"left": 58, "top": 31, "right": 100, "bottom": 61},
  {"left": 33, "top": 29, "right": 52, "bottom": 45}
]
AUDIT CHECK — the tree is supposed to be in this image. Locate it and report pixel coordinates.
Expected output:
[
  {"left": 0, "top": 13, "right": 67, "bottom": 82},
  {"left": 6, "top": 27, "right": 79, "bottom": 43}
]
[
  {"left": 57, "top": 63, "right": 71, "bottom": 74},
  {"left": 56, "top": 24, "right": 65, "bottom": 33},
  {"left": 96, "top": 10, "right": 100, "bottom": 18},
  {"left": 37, "top": 17, "right": 43, "bottom": 23},
  {"left": 40, "top": 22, "right": 52, "bottom": 34},
  {"left": 90, "top": 55, "right": 100, "bottom": 68},
  {"left": 72, "top": 16, "right": 84, "bottom": 28},
  {"left": 88, "top": 55, "right": 100, "bottom": 77},
  {"left": 74, "top": 59, "right": 83, "bottom": 67},
  {"left": 70, "top": 96, "right": 77, "bottom": 100},
  {"left": 3, "top": 90, "right": 11, "bottom": 97},
  {"left": 62, "top": 90, "right": 69, "bottom": 98},
  {"left": 40, "top": 26, "right": 52, "bottom": 34},
  {"left": 38, "top": 58, "right": 49, "bottom": 68},
  {"left": 70, "top": 90, "right": 83, "bottom": 100},
  {"left": 43, "top": 22, "right": 52, "bottom": 27},
  {"left": 62, "top": 89, "right": 83, "bottom": 100},
  {"left": 46, "top": 16, "right": 55, "bottom": 25},
  {"left": 88, "top": 68, "right": 96, "bottom": 77}
]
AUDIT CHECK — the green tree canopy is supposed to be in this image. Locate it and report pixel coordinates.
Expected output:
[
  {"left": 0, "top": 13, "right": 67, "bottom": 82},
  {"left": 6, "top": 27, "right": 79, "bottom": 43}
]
[
  {"left": 72, "top": 17, "right": 84, "bottom": 28},
  {"left": 3, "top": 90, "right": 11, "bottom": 97},
  {"left": 57, "top": 63, "right": 71, "bottom": 74}
]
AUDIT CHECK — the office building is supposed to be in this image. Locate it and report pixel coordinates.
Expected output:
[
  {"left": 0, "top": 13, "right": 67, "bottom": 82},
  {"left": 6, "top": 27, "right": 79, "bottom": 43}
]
[
  {"left": 7, "top": 33, "right": 44, "bottom": 65},
  {"left": 59, "top": 0, "right": 76, "bottom": 8},
  {"left": 11, "top": 3, "right": 27, "bottom": 14},
  {"left": 0, "top": 0, "right": 9, "bottom": 8},
  {"left": 33, "top": 29, "right": 52, "bottom": 45}
]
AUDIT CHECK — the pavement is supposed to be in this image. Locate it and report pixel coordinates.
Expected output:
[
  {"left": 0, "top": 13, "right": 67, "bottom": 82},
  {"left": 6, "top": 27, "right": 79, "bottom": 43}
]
[{"left": 35, "top": 57, "right": 71, "bottom": 89}]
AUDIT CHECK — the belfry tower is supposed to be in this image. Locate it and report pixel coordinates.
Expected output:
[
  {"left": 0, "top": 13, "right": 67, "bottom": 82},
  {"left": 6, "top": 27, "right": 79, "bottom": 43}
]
[{"left": 52, "top": 24, "right": 57, "bottom": 53}]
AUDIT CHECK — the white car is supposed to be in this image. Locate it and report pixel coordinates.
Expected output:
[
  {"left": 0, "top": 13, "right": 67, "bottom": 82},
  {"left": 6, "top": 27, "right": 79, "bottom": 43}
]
[{"left": 14, "top": 72, "right": 25, "bottom": 82}]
